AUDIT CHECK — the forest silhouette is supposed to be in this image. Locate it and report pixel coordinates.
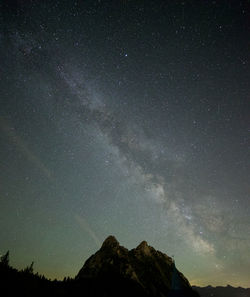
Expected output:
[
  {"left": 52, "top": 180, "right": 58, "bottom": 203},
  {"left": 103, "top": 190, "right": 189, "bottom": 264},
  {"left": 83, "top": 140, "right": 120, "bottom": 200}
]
[{"left": 1, "top": 251, "right": 249, "bottom": 297}]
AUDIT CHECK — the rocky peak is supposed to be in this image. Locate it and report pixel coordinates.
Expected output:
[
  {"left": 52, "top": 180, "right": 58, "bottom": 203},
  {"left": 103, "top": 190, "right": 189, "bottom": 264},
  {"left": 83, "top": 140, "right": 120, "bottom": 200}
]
[
  {"left": 101, "top": 235, "right": 120, "bottom": 250},
  {"left": 76, "top": 235, "right": 198, "bottom": 297},
  {"left": 137, "top": 240, "right": 148, "bottom": 248},
  {"left": 136, "top": 241, "right": 152, "bottom": 255}
]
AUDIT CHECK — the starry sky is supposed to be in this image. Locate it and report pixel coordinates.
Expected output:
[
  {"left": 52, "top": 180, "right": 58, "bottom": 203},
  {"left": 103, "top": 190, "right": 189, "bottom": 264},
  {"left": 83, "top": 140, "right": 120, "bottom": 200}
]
[{"left": 0, "top": 0, "right": 250, "bottom": 287}]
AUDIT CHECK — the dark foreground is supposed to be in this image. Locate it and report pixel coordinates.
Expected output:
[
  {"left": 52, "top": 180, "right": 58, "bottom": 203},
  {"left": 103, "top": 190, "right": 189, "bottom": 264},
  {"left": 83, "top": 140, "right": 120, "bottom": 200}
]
[
  {"left": 0, "top": 262, "right": 199, "bottom": 297},
  {"left": 1, "top": 262, "right": 249, "bottom": 297},
  {"left": 1, "top": 236, "right": 249, "bottom": 297}
]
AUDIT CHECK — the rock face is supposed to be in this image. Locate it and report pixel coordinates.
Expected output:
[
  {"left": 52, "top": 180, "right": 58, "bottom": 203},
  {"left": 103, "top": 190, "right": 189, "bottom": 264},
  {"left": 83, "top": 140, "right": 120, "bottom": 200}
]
[{"left": 76, "top": 235, "right": 199, "bottom": 297}]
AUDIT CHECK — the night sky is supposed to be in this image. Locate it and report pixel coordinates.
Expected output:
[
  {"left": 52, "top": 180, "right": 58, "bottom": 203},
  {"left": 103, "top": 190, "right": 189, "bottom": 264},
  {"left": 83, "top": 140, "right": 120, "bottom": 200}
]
[{"left": 0, "top": 0, "right": 250, "bottom": 287}]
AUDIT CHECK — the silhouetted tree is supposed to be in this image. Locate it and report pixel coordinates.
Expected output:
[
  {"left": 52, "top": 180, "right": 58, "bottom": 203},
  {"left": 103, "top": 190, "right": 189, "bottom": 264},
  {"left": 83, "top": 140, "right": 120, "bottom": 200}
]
[
  {"left": 23, "top": 261, "right": 34, "bottom": 274},
  {"left": 0, "top": 250, "right": 10, "bottom": 267}
]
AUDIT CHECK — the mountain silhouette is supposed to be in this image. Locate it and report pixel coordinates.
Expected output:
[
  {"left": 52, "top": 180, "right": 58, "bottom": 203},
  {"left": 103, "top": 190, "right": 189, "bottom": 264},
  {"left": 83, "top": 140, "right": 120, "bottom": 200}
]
[
  {"left": 1, "top": 235, "right": 200, "bottom": 296},
  {"left": 76, "top": 235, "right": 199, "bottom": 297},
  {"left": 193, "top": 285, "right": 250, "bottom": 297},
  {"left": 8, "top": 236, "right": 250, "bottom": 297}
]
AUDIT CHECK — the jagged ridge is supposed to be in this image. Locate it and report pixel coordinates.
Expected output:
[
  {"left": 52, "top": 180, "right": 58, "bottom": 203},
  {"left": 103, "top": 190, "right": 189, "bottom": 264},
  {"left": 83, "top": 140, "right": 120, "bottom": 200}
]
[{"left": 76, "top": 235, "right": 199, "bottom": 297}]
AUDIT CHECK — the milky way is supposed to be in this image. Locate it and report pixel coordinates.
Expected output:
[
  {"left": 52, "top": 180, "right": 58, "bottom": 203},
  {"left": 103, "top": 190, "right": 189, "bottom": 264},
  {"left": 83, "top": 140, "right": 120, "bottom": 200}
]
[{"left": 0, "top": 0, "right": 249, "bottom": 287}]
